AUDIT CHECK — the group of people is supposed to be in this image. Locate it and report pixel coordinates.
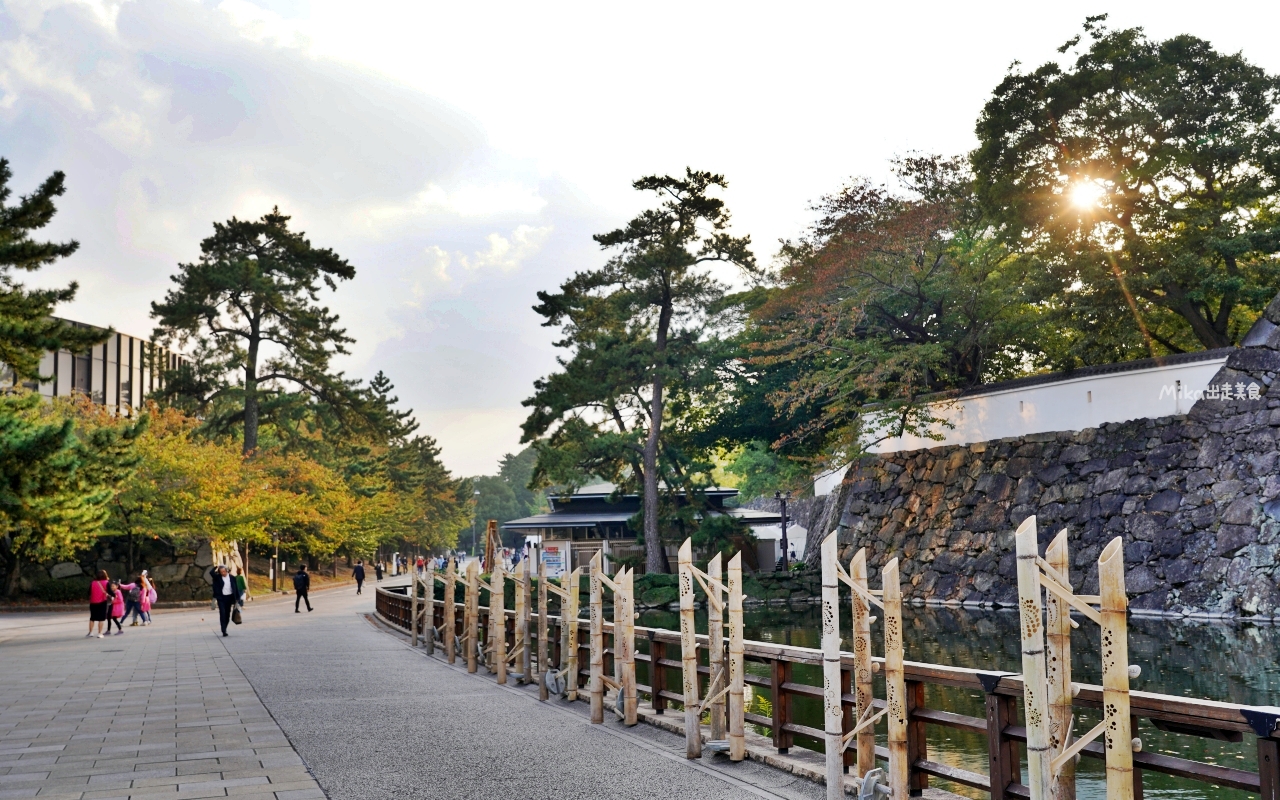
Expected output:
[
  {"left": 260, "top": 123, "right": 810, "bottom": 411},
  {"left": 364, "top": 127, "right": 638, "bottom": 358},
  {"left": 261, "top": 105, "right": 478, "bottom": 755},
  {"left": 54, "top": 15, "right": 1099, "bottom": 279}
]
[{"left": 86, "top": 571, "right": 157, "bottom": 638}]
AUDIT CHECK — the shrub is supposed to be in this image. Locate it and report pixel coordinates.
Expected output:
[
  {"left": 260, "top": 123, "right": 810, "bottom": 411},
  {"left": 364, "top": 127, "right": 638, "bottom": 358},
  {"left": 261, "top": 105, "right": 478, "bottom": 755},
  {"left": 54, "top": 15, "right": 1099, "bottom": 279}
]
[{"left": 31, "top": 577, "right": 93, "bottom": 603}]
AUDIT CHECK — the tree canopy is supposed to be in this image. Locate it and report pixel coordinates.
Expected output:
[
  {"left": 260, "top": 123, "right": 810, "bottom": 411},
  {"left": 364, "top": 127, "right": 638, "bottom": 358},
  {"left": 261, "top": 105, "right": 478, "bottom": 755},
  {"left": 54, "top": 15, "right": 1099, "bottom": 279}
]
[
  {"left": 522, "top": 169, "right": 755, "bottom": 572},
  {"left": 974, "top": 17, "right": 1280, "bottom": 359},
  {"left": 151, "top": 208, "right": 362, "bottom": 454}
]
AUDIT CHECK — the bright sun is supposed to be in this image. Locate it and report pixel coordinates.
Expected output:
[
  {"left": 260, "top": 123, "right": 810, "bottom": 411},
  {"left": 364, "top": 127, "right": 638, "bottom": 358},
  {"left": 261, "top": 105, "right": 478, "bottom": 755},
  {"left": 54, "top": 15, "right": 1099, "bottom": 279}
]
[{"left": 1070, "top": 180, "right": 1106, "bottom": 209}]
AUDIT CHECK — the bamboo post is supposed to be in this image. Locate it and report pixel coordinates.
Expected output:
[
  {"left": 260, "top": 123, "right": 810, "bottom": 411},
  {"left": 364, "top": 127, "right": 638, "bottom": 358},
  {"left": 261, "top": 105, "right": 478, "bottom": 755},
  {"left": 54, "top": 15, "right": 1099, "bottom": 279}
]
[
  {"left": 678, "top": 539, "right": 702, "bottom": 759},
  {"left": 1099, "top": 538, "right": 1135, "bottom": 800},
  {"left": 483, "top": 519, "right": 498, "bottom": 575},
  {"left": 727, "top": 552, "right": 745, "bottom": 762},
  {"left": 884, "top": 557, "right": 908, "bottom": 800},
  {"left": 1045, "top": 530, "right": 1074, "bottom": 800},
  {"left": 621, "top": 568, "right": 637, "bottom": 726},
  {"left": 426, "top": 563, "right": 438, "bottom": 655},
  {"left": 444, "top": 559, "right": 457, "bottom": 665},
  {"left": 821, "top": 533, "right": 844, "bottom": 800},
  {"left": 465, "top": 559, "right": 479, "bottom": 673},
  {"left": 612, "top": 564, "right": 624, "bottom": 703},
  {"left": 589, "top": 551, "right": 604, "bottom": 724},
  {"left": 565, "top": 567, "right": 581, "bottom": 701},
  {"left": 491, "top": 556, "right": 507, "bottom": 684},
  {"left": 537, "top": 554, "right": 549, "bottom": 701},
  {"left": 850, "top": 547, "right": 875, "bottom": 778},
  {"left": 519, "top": 559, "right": 532, "bottom": 683},
  {"left": 410, "top": 569, "right": 420, "bottom": 647},
  {"left": 1015, "top": 515, "right": 1052, "bottom": 800},
  {"left": 707, "top": 552, "right": 726, "bottom": 743},
  {"left": 512, "top": 560, "right": 527, "bottom": 680}
]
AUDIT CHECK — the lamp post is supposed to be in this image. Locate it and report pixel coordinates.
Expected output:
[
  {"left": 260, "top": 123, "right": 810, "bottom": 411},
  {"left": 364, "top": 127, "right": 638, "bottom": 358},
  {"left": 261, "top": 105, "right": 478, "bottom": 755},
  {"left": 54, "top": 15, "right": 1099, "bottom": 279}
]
[
  {"left": 775, "top": 490, "right": 792, "bottom": 570},
  {"left": 471, "top": 490, "right": 481, "bottom": 557},
  {"left": 271, "top": 533, "right": 279, "bottom": 592}
]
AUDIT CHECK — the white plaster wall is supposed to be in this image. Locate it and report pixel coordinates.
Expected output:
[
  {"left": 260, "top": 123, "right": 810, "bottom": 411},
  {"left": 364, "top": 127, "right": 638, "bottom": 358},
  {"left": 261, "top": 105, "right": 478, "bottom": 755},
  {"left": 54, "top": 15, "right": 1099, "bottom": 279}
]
[{"left": 814, "top": 356, "right": 1229, "bottom": 495}]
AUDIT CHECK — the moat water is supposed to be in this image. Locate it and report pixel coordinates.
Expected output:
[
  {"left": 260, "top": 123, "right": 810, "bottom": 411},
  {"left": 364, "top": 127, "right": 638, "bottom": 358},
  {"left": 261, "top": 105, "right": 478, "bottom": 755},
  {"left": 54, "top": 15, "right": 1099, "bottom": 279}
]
[{"left": 636, "top": 604, "right": 1280, "bottom": 800}]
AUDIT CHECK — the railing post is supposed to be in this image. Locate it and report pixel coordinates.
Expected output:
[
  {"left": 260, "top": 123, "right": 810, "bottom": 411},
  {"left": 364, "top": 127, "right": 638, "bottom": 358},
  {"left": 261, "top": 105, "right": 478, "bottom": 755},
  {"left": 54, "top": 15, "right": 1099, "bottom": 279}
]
[
  {"left": 444, "top": 560, "right": 457, "bottom": 665},
  {"left": 727, "top": 552, "right": 745, "bottom": 763},
  {"left": 771, "top": 657, "right": 792, "bottom": 754},
  {"left": 678, "top": 539, "right": 702, "bottom": 759},
  {"left": 707, "top": 553, "right": 726, "bottom": 743},
  {"left": 1015, "top": 516, "right": 1052, "bottom": 800},
  {"left": 537, "top": 556, "right": 549, "bottom": 701},
  {"left": 589, "top": 551, "right": 604, "bottom": 724},
  {"left": 1045, "top": 530, "right": 1074, "bottom": 800},
  {"left": 851, "top": 548, "right": 875, "bottom": 779},
  {"left": 906, "top": 679, "right": 928, "bottom": 796},
  {"left": 465, "top": 560, "right": 479, "bottom": 673},
  {"left": 519, "top": 559, "right": 532, "bottom": 684},
  {"left": 650, "top": 636, "right": 667, "bottom": 714},
  {"left": 986, "top": 689, "right": 1019, "bottom": 800},
  {"left": 1098, "top": 538, "right": 1134, "bottom": 800},
  {"left": 410, "top": 573, "right": 420, "bottom": 647},
  {"left": 1259, "top": 735, "right": 1280, "bottom": 800}
]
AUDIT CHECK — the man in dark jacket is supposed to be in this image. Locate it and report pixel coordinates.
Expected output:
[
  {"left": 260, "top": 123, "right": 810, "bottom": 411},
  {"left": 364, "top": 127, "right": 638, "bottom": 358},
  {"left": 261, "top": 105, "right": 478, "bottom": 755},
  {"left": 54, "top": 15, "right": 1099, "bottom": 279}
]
[
  {"left": 353, "top": 561, "right": 365, "bottom": 594},
  {"left": 293, "top": 565, "right": 312, "bottom": 613}
]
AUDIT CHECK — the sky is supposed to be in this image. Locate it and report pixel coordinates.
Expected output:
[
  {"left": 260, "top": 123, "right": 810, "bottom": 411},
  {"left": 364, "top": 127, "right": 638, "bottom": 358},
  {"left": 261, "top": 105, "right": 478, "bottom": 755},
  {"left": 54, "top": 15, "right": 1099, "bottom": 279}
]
[{"left": 4, "top": 0, "right": 1279, "bottom": 475}]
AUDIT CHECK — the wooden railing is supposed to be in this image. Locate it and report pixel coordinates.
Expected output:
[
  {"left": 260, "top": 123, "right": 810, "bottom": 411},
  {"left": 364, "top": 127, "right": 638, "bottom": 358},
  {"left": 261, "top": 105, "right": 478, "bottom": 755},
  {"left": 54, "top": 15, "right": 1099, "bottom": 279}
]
[{"left": 375, "top": 585, "right": 1280, "bottom": 799}]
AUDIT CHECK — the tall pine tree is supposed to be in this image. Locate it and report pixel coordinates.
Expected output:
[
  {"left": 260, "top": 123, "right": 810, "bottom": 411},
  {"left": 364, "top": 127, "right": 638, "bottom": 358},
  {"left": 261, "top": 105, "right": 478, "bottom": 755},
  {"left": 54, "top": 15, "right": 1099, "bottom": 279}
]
[{"left": 151, "top": 208, "right": 359, "bottom": 454}]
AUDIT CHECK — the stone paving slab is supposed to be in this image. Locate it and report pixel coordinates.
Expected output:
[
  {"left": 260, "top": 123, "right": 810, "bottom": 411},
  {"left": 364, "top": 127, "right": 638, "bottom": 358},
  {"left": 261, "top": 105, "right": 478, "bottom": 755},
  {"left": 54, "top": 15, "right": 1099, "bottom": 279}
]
[{"left": 0, "top": 612, "right": 324, "bottom": 800}]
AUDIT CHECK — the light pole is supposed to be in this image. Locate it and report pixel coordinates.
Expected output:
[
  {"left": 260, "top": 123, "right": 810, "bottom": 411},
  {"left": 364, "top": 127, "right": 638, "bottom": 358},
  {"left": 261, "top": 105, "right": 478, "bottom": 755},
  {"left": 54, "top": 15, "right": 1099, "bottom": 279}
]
[
  {"left": 775, "top": 490, "right": 792, "bottom": 570},
  {"left": 471, "top": 490, "right": 481, "bottom": 557},
  {"left": 271, "top": 533, "right": 279, "bottom": 592}
]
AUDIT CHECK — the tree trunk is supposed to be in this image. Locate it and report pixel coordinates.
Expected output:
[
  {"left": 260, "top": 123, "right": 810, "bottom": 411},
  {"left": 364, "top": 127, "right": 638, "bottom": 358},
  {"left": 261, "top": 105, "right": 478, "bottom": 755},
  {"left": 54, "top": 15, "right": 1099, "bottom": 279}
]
[
  {"left": 643, "top": 297, "right": 673, "bottom": 574},
  {"left": 243, "top": 319, "right": 261, "bottom": 455},
  {"left": 1162, "top": 282, "right": 1232, "bottom": 349},
  {"left": 1, "top": 538, "right": 20, "bottom": 599}
]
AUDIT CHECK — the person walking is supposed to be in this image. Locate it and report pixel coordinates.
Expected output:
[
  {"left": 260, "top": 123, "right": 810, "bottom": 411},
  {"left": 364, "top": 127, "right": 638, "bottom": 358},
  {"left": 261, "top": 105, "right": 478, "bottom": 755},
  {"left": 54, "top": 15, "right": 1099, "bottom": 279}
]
[
  {"left": 374, "top": 561, "right": 383, "bottom": 582},
  {"left": 213, "top": 565, "right": 237, "bottom": 636},
  {"left": 353, "top": 560, "right": 365, "bottom": 594},
  {"left": 125, "top": 577, "right": 143, "bottom": 626},
  {"left": 139, "top": 571, "right": 155, "bottom": 626},
  {"left": 233, "top": 567, "right": 248, "bottom": 607},
  {"left": 107, "top": 579, "right": 129, "bottom": 635},
  {"left": 87, "top": 570, "right": 110, "bottom": 638},
  {"left": 293, "top": 564, "right": 312, "bottom": 612}
]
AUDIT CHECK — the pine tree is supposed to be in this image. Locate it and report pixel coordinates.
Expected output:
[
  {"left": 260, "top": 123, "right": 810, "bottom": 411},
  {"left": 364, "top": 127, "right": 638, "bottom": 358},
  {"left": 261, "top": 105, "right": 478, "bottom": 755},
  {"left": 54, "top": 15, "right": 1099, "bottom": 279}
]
[
  {"left": 0, "top": 159, "right": 105, "bottom": 379},
  {"left": 151, "top": 208, "right": 359, "bottom": 454}
]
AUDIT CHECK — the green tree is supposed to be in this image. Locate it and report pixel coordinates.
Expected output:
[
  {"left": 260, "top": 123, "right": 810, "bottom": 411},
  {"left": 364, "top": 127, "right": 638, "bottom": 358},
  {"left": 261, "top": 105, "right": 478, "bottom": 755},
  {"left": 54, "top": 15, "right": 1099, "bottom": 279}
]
[
  {"left": 755, "top": 156, "right": 1035, "bottom": 467},
  {"left": 151, "top": 208, "right": 359, "bottom": 454},
  {"left": 973, "top": 17, "right": 1280, "bottom": 357},
  {"left": 523, "top": 169, "right": 755, "bottom": 573},
  {"left": 0, "top": 396, "right": 145, "bottom": 595},
  {"left": 0, "top": 159, "right": 105, "bottom": 378}
]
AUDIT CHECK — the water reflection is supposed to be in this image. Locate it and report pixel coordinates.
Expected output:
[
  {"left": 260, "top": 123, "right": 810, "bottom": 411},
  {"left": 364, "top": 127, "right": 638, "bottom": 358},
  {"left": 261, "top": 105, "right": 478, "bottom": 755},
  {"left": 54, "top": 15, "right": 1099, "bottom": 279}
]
[{"left": 637, "top": 604, "right": 1279, "bottom": 800}]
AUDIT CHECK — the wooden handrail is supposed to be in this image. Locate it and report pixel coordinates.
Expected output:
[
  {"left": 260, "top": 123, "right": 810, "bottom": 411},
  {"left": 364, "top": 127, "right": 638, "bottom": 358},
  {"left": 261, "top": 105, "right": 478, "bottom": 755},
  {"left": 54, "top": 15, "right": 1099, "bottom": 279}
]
[{"left": 373, "top": 586, "right": 1279, "bottom": 799}]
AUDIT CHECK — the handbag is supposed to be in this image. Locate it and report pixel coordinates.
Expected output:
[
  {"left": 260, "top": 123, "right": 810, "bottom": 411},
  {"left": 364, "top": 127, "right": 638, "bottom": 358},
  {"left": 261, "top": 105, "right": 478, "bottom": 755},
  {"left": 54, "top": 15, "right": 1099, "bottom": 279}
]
[{"left": 231, "top": 606, "right": 243, "bottom": 625}]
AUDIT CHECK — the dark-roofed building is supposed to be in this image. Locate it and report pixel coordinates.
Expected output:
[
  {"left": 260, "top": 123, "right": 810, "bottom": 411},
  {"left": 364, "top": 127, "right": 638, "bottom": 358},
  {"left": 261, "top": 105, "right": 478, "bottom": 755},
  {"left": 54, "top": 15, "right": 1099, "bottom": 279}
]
[{"left": 502, "top": 483, "right": 780, "bottom": 576}]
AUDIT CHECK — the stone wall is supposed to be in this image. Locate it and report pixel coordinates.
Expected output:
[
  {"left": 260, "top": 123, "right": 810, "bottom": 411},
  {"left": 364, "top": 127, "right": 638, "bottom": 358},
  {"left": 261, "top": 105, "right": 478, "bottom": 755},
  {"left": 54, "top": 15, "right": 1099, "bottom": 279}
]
[
  {"left": 31, "top": 539, "right": 245, "bottom": 601},
  {"left": 815, "top": 295, "right": 1280, "bottom": 618}
]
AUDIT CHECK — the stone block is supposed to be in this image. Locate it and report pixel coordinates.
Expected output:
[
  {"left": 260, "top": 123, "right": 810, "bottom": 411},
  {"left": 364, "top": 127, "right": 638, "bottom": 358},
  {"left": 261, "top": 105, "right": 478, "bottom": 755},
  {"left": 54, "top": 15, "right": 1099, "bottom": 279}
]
[
  {"left": 1221, "top": 497, "right": 1259, "bottom": 526},
  {"left": 1228, "top": 348, "right": 1280, "bottom": 373},
  {"left": 1145, "top": 489, "right": 1181, "bottom": 513},
  {"left": 1125, "top": 565, "right": 1158, "bottom": 594},
  {"left": 1215, "top": 525, "right": 1254, "bottom": 556},
  {"left": 1163, "top": 559, "right": 1198, "bottom": 585},
  {"left": 49, "top": 563, "right": 84, "bottom": 580}
]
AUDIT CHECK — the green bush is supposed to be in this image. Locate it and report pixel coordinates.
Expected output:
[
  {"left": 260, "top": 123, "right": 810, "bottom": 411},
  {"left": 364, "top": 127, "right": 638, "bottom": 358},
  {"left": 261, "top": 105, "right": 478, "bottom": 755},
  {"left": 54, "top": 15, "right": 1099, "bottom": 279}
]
[{"left": 31, "top": 577, "right": 92, "bottom": 603}]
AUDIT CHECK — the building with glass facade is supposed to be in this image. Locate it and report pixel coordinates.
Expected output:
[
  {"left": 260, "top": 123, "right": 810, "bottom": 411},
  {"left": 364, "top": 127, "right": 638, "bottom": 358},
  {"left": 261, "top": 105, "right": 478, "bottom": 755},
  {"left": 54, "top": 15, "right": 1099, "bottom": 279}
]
[{"left": 0, "top": 318, "right": 186, "bottom": 411}]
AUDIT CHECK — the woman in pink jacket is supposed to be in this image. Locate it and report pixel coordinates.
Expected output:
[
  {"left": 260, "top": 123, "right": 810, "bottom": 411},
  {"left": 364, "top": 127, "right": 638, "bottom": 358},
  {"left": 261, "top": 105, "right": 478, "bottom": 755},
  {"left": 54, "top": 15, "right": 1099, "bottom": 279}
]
[{"left": 87, "top": 570, "right": 110, "bottom": 638}]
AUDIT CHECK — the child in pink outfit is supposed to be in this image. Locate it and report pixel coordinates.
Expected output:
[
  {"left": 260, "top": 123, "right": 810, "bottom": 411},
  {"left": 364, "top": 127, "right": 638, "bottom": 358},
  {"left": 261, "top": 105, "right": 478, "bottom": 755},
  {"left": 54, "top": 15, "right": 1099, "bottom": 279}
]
[
  {"left": 138, "top": 572, "right": 155, "bottom": 625},
  {"left": 109, "top": 580, "right": 135, "bottom": 635}
]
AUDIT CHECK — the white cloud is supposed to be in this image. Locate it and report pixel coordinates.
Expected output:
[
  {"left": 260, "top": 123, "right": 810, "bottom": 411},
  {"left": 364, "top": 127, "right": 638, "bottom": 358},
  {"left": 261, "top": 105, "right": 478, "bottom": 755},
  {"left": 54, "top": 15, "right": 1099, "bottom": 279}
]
[{"left": 0, "top": 37, "right": 95, "bottom": 111}]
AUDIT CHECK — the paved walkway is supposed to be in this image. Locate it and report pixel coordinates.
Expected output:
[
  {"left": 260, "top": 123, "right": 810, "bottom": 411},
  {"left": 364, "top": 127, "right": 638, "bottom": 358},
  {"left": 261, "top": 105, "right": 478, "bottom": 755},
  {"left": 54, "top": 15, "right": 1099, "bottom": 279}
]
[{"left": 0, "top": 581, "right": 824, "bottom": 800}]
